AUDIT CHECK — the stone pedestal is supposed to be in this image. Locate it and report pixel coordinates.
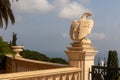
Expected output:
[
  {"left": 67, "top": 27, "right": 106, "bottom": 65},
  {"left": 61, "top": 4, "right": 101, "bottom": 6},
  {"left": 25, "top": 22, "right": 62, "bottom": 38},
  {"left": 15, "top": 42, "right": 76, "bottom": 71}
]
[{"left": 65, "top": 39, "right": 98, "bottom": 80}]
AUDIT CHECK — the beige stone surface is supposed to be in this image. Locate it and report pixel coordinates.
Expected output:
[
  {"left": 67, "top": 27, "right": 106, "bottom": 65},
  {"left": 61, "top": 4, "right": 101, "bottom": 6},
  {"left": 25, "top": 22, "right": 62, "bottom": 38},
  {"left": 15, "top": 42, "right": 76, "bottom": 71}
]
[
  {"left": 65, "top": 41, "right": 97, "bottom": 80},
  {"left": 70, "top": 12, "right": 94, "bottom": 42},
  {"left": 5, "top": 55, "right": 68, "bottom": 73},
  {"left": 11, "top": 46, "right": 24, "bottom": 58},
  {"left": 0, "top": 67, "right": 81, "bottom": 80},
  {"left": 65, "top": 13, "right": 98, "bottom": 80}
]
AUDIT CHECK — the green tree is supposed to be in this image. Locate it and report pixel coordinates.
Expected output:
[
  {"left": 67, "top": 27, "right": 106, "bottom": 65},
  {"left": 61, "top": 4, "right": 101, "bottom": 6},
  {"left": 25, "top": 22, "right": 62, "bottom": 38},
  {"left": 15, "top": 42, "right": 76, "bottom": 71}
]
[
  {"left": 0, "top": 37, "right": 13, "bottom": 54},
  {"left": 20, "top": 49, "right": 68, "bottom": 64},
  {"left": 11, "top": 32, "right": 17, "bottom": 46},
  {"left": 107, "top": 50, "right": 118, "bottom": 67},
  {"left": 51, "top": 58, "right": 68, "bottom": 64},
  {"left": 107, "top": 50, "right": 119, "bottom": 80},
  {"left": 20, "top": 50, "right": 51, "bottom": 62},
  {"left": 0, "top": 37, "right": 13, "bottom": 63}
]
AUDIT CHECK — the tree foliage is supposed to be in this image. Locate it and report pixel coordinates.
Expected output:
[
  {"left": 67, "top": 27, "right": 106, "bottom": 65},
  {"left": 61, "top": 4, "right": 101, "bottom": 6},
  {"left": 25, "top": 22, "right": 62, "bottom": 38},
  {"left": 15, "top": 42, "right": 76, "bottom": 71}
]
[
  {"left": 11, "top": 32, "right": 17, "bottom": 46},
  {"left": 20, "top": 50, "right": 68, "bottom": 64},
  {"left": 20, "top": 50, "right": 51, "bottom": 62},
  {"left": 0, "top": 37, "right": 13, "bottom": 62},
  {"left": 107, "top": 50, "right": 119, "bottom": 67},
  {"left": 51, "top": 58, "right": 68, "bottom": 64},
  {"left": 107, "top": 50, "right": 119, "bottom": 80},
  {"left": 0, "top": 37, "right": 12, "bottom": 54}
]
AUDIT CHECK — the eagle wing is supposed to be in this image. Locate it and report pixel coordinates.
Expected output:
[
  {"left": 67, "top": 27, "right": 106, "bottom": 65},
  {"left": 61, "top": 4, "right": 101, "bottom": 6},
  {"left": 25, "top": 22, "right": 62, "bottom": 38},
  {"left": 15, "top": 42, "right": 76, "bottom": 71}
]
[
  {"left": 78, "top": 19, "right": 94, "bottom": 40},
  {"left": 70, "top": 21, "right": 79, "bottom": 40},
  {"left": 87, "top": 19, "right": 94, "bottom": 34}
]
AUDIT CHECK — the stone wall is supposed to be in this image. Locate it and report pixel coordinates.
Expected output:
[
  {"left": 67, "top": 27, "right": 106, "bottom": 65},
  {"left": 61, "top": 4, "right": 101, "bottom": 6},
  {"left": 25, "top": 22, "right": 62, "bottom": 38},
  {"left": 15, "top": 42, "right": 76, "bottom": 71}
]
[
  {"left": 0, "top": 67, "right": 81, "bottom": 80},
  {"left": 5, "top": 55, "right": 67, "bottom": 73}
]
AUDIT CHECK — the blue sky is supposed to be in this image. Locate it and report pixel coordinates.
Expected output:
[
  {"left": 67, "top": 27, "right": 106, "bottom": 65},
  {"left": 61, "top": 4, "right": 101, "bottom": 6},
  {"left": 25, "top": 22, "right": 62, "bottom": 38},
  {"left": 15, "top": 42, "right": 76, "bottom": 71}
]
[{"left": 1, "top": 0, "right": 120, "bottom": 60}]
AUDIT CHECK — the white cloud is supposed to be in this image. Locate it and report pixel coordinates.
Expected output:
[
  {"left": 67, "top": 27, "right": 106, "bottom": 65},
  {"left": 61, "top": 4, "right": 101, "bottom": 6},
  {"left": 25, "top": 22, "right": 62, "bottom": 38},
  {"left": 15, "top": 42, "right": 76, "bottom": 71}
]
[
  {"left": 62, "top": 33, "right": 69, "bottom": 38},
  {"left": 13, "top": 0, "right": 53, "bottom": 13},
  {"left": 13, "top": 0, "right": 91, "bottom": 19},
  {"left": 58, "top": 2, "right": 90, "bottom": 19},
  {"left": 53, "top": 0, "right": 69, "bottom": 10},
  {"left": 89, "top": 33, "right": 106, "bottom": 40},
  {"left": 81, "top": 0, "right": 92, "bottom": 3}
]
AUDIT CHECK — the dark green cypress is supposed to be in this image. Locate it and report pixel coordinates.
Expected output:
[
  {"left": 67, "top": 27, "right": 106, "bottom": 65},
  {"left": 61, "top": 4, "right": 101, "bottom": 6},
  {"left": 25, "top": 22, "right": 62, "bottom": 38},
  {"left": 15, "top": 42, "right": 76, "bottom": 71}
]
[
  {"left": 107, "top": 50, "right": 119, "bottom": 80},
  {"left": 107, "top": 50, "right": 118, "bottom": 67},
  {"left": 11, "top": 32, "right": 17, "bottom": 46}
]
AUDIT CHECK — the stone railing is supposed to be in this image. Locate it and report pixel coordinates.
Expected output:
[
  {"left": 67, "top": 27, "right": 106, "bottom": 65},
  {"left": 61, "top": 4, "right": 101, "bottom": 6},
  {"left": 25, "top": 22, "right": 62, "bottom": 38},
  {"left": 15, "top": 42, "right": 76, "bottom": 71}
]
[
  {"left": 5, "top": 55, "right": 67, "bottom": 73},
  {"left": 0, "top": 67, "right": 81, "bottom": 80}
]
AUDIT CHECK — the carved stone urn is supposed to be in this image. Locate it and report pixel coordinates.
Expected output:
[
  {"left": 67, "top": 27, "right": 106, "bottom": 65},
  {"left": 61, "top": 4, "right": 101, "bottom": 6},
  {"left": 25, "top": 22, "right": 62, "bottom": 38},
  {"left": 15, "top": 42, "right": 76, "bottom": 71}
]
[{"left": 11, "top": 46, "right": 24, "bottom": 58}]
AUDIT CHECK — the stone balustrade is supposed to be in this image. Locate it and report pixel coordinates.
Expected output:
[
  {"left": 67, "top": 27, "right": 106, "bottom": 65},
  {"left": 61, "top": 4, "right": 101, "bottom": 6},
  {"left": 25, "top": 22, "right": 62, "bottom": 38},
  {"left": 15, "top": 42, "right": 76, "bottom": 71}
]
[
  {"left": 5, "top": 55, "right": 67, "bottom": 73},
  {"left": 0, "top": 67, "right": 81, "bottom": 80}
]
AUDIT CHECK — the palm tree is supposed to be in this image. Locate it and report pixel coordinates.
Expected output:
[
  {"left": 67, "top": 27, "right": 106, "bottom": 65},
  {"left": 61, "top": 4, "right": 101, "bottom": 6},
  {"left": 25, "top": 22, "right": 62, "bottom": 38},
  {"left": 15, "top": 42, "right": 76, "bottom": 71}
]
[{"left": 0, "top": 0, "right": 18, "bottom": 29}]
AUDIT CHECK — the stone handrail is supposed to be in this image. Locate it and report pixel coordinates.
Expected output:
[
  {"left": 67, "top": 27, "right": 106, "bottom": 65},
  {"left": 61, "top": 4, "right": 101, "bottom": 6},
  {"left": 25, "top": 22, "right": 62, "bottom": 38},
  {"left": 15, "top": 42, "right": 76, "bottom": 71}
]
[
  {"left": 0, "top": 67, "right": 81, "bottom": 80},
  {"left": 5, "top": 55, "right": 68, "bottom": 73}
]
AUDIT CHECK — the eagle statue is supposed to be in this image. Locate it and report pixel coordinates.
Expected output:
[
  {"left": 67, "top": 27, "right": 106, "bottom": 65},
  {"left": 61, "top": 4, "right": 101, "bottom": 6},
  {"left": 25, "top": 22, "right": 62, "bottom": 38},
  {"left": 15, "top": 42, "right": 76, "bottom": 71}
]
[{"left": 70, "top": 12, "right": 94, "bottom": 42}]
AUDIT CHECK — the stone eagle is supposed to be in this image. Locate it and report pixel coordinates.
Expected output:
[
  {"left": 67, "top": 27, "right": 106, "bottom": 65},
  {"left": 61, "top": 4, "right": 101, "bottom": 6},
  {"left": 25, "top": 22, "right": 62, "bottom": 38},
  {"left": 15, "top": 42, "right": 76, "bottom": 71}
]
[{"left": 70, "top": 12, "right": 94, "bottom": 42}]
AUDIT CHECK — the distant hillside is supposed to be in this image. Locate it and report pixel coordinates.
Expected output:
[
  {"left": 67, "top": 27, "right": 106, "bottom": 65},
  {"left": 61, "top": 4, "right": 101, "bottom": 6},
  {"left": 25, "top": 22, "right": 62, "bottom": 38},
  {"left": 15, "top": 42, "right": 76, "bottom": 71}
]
[
  {"left": 20, "top": 49, "right": 68, "bottom": 64},
  {"left": 0, "top": 36, "right": 68, "bottom": 65}
]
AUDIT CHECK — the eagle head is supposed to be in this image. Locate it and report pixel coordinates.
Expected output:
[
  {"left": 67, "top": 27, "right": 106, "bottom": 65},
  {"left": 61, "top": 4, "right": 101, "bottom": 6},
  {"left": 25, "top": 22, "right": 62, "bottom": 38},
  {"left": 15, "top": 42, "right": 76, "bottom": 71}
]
[{"left": 81, "top": 12, "right": 92, "bottom": 19}]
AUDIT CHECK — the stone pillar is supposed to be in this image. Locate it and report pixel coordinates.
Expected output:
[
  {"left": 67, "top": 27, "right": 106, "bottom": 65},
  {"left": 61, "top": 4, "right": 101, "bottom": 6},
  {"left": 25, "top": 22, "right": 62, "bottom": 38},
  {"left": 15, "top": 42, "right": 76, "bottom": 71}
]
[{"left": 65, "top": 39, "right": 98, "bottom": 80}]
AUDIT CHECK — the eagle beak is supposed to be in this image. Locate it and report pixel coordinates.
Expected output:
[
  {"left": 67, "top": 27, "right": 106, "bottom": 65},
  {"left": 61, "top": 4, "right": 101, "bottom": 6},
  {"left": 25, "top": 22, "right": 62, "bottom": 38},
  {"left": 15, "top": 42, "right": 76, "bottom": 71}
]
[{"left": 88, "top": 13, "right": 92, "bottom": 16}]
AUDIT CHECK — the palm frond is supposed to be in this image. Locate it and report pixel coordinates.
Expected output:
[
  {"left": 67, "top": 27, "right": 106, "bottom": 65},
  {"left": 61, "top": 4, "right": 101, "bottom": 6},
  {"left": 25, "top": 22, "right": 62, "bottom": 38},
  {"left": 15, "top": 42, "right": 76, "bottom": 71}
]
[
  {"left": 0, "top": 0, "right": 16, "bottom": 29},
  {"left": 0, "top": 11, "right": 3, "bottom": 28},
  {"left": 7, "top": 7, "right": 15, "bottom": 25},
  {"left": 1, "top": 7, "right": 8, "bottom": 28}
]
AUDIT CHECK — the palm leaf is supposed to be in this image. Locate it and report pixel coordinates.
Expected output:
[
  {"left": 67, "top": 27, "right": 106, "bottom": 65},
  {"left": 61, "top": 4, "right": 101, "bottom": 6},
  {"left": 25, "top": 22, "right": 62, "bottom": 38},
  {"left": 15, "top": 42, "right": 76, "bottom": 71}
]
[
  {"left": 7, "top": 6, "right": 15, "bottom": 25},
  {"left": 0, "top": 0, "right": 16, "bottom": 29},
  {"left": 2, "top": 0, "right": 9, "bottom": 28},
  {"left": 0, "top": 10, "right": 3, "bottom": 28},
  {"left": 0, "top": 0, "right": 4, "bottom": 28},
  {"left": 1, "top": 7, "right": 8, "bottom": 28}
]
